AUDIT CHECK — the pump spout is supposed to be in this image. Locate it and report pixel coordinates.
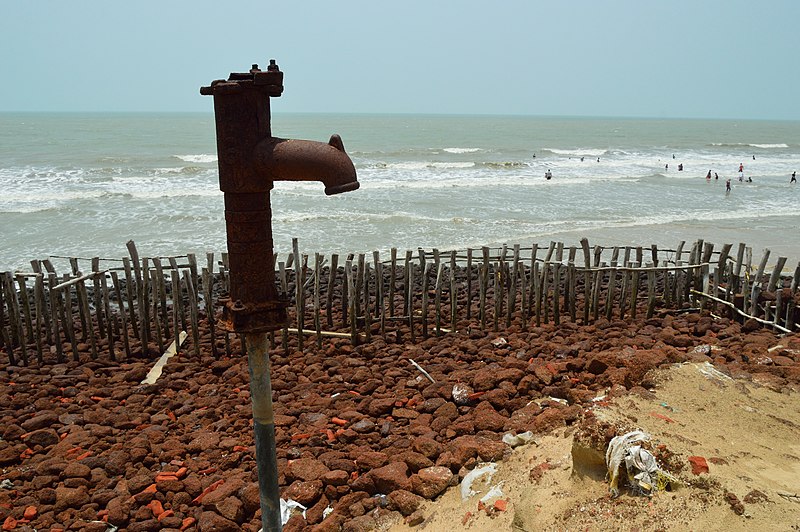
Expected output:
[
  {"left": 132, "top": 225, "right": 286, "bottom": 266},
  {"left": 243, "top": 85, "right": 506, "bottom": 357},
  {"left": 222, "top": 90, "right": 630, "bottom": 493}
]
[{"left": 256, "top": 134, "right": 359, "bottom": 195}]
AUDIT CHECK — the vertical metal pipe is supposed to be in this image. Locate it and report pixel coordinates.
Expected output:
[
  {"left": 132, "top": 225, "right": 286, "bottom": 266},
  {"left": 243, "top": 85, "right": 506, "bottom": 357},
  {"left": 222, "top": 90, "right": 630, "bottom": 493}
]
[{"left": 245, "top": 332, "right": 282, "bottom": 532}]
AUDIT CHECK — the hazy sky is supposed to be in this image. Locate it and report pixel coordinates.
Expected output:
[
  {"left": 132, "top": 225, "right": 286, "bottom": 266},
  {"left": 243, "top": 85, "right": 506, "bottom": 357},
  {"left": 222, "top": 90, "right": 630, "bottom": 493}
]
[{"left": 2, "top": 1, "right": 798, "bottom": 119}]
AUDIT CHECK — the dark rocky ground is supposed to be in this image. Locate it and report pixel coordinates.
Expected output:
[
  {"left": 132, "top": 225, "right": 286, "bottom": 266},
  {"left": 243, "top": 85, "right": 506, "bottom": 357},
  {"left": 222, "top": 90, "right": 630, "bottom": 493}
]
[{"left": 1, "top": 310, "right": 799, "bottom": 531}]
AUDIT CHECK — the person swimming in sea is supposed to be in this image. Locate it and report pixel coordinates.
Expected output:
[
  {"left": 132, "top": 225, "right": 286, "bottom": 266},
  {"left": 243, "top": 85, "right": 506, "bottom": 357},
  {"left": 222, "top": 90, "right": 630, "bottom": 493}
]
[{"left": 545, "top": 169, "right": 552, "bottom": 180}]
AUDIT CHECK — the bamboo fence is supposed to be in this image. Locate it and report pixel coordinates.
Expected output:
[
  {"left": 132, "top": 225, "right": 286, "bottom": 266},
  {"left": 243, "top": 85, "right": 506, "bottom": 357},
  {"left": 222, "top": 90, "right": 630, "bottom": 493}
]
[{"left": 1, "top": 238, "right": 798, "bottom": 368}]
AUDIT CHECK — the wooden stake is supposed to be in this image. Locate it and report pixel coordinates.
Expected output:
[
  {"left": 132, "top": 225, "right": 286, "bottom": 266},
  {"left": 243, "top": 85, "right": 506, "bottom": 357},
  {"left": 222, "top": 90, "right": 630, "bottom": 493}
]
[
  {"left": 183, "top": 270, "right": 200, "bottom": 357},
  {"left": 202, "top": 267, "right": 217, "bottom": 358},
  {"left": 32, "top": 275, "right": 45, "bottom": 364},
  {"left": 466, "top": 248, "right": 473, "bottom": 320},
  {"left": 646, "top": 263, "right": 657, "bottom": 318},
  {"left": 149, "top": 269, "right": 164, "bottom": 354},
  {"left": 122, "top": 257, "right": 139, "bottom": 339},
  {"left": 91, "top": 258, "right": 106, "bottom": 339},
  {"left": 16, "top": 275, "right": 35, "bottom": 357},
  {"left": 606, "top": 262, "right": 617, "bottom": 321},
  {"left": 389, "top": 248, "right": 397, "bottom": 318},
  {"left": 450, "top": 251, "right": 457, "bottom": 333},
  {"left": 314, "top": 253, "right": 322, "bottom": 349},
  {"left": 326, "top": 254, "right": 338, "bottom": 328},
  {"left": 408, "top": 256, "right": 416, "bottom": 343},
  {"left": 100, "top": 273, "right": 115, "bottom": 359},
  {"left": 434, "top": 262, "right": 444, "bottom": 336},
  {"left": 750, "top": 249, "right": 770, "bottom": 315},
  {"left": 47, "top": 273, "right": 64, "bottom": 362},
  {"left": 422, "top": 262, "right": 431, "bottom": 338},
  {"left": 111, "top": 271, "right": 131, "bottom": 359},
  {"left": 77, "top": 278, "right": 97, "bottom": 359}
]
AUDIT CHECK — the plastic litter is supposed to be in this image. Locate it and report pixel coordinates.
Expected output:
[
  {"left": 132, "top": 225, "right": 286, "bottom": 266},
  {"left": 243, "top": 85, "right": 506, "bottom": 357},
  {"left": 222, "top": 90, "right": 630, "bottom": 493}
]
[
  {"left": 479, "top": 483, "right": 505, "bottom": 505},
  {"left": 280, "top": 498, "right": 307, "bottom": 525},
  {"left": 0, "top": 479, "right": 14, "bottom": 489},
  {"left": 502, "top": 431, "right": 536, "bottom": 448},
  {"left": 452, "top": 383, "right": 472, "bottom": 405},
  {"left": 491, "top": 337, "right": 508, "bottom": 347},
  {"left": 460, "top": 463, "right": 497, "bottom": 501},
  {"left": 322, "top": 505, "right": 334, "bottom": 519},
  {"left": 606, "top": 430, "right": 678, "bottom": 498},
  {"left": 697, "top": 361, "right": 732, "bottom": 382}
]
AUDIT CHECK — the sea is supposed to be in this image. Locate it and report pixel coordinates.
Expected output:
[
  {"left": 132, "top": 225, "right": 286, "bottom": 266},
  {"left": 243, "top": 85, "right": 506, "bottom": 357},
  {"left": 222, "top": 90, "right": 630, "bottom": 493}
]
[{"left": 1, "top": 113, "right": 799, "bottom": 272}]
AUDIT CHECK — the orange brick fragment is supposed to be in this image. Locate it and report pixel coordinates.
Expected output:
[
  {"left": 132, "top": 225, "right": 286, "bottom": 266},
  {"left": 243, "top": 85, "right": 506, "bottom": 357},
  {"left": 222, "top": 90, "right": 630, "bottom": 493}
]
[
  {"left": 649, "top": 411, "right": 676, "bottom": 423},
  {"left": 139, "top": 484, "right": 158, "bottom": 495},
  {"left": 192, "top": 479, "right": 224, "bottom": 505},
  {"left": 331, "top": 417, "right": 348, "bottom": 426},
  {"left": 325, "top": 429, "right": 336, "bottom": 442},
  {"left": 175, "top": 466, "right": 188, "bottom": 479},
  {"left": 233, "top": 445, "right": 249, "bottom": 452},
  {"left": 2, "top": 516, "right": 17, "bottom": 531},
  {"left": 167, "top": 411, "right": 176, "bottom": 421},
  {"left": 75, "top": 451, "right": 92, "bottom": 460},
  {"left": 198, "top": 467, "right": 217, "bottom": 475},
  {"left": 147, "top": 500, "right": 165, "bottom": 517},
  {"left": 291, "top": 433, "right": 312, "bottom": 441},
  {"left": 180, "top": 517, "right": 196, "bottom": 531},
  {"left": 494, "top": 499, "right": 508, "bottom": 512},
  {"left": 158, "top": 509, "right": 175, "bottom": 521},
  {"left": 23, "top": 506, "right": 36, "bottom": 520},
  {"left": 155, "top": 473, "right": 179, "bottom": 483}
]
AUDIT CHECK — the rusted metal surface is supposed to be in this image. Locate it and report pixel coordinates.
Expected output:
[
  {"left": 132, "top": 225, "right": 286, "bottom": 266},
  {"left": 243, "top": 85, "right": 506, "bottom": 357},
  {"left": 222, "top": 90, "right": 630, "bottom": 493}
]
[{"left": 201, "top": 60, "right": 359, "bottom": 334}]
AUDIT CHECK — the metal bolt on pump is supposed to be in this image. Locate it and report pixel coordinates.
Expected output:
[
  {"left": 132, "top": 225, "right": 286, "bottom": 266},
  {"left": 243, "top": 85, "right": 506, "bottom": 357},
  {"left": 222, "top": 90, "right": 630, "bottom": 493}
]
[{"left": 201, "top": 60, "right": 359, "bottom": 531}]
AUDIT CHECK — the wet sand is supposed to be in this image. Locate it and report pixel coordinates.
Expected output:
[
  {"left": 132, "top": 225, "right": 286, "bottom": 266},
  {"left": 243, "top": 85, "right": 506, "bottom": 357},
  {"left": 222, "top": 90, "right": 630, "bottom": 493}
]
[{"left": 528, "top": 215, "right": 800, "bottom": 268}]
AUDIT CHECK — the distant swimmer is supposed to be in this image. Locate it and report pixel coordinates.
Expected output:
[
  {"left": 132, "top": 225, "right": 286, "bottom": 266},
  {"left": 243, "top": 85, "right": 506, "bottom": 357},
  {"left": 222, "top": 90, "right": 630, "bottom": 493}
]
[
  {"left": 747, "top": 176, "right": 753, "bottom": 183},
  {"left": 672, "top": 154, "right": 676, "bottom": 159},
  {"left": 726, "top": 179, "right": 731, "bottom": 194},
  {"left": 792, "top": 171, "right": 797, "bottom": 183},
  {"left": 753, "top": 155, "right": 756, "bottom": 160},
  {"left": 706, "top": 170, "right": 711, "bottom": 180},
  {"left": 714, "top": 172, "right": 719, "bottom": 180},
  {"left": 665, "top": 163, "right": 668, "bottom": 170},
  {"left": 532, "top": 153, "right": 536, "bottom": 158},
  {"left": 678, "top": 163, "right": 683, "bottom": 171},
  {"left": 597, "top": 157, "right": 600, "bottom": 162},
  {"left": 581, "top": 157, "right": 584, "bottom": 162},
  {"left": 738, "top": 163, "right": 744, "bottom": 173},
  {"left": 545, "top": 169, "right": 552, "bottom": 180},
  {"left": 739, "top": 173, "right": 743, "bottom": 182}
]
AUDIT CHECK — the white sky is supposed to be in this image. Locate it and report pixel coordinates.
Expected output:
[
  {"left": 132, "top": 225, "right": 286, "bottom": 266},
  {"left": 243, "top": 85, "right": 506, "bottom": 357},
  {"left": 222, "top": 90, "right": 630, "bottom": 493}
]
[{"left": 2, "top": 0, "right": 798, "bottom": 119}]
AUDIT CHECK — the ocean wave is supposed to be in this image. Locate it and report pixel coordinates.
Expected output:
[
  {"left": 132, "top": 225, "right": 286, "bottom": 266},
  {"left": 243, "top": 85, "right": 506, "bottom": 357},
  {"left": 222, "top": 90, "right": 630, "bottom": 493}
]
[
  {"left": 480, "top": 161, "right": 527, "bottom": 169},
  {"left": 543, "top": 148, "right": 607, "bottom": 157},
  {"left": 750, "top": 143, "right": 789, "bottom": 149},
  {"left": 173, "top": 154, "right": 218, "bottom": 163},
  {"left": 442, "top": 147, "right": 481, "bottom": 154},
  {"left": 372, "top": 161, "right": 477, "bottom": 170},
  {"left": 710, "top": 142, "right": 789, "bottom": 149}
]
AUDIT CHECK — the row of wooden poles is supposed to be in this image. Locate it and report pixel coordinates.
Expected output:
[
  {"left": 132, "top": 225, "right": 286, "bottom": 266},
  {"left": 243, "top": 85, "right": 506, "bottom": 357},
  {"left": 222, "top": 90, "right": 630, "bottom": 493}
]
[{"left": 1, "top": 238, "right": 798, "bottom": 368}]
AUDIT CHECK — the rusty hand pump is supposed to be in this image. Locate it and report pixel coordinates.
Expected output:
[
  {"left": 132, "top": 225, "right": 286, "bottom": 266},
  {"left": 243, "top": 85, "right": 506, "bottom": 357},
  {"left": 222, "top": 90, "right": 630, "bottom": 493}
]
[
  {"left": 201, "top": 60, "right": 359, "bottom": 532},
  {"left": 201, "top": 60, "right": 359, "bottom": 334}
]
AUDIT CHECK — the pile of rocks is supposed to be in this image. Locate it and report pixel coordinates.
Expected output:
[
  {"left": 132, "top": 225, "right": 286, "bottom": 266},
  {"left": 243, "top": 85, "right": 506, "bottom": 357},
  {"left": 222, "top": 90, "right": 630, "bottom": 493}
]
[{"left": 0, "top": 311, "right": 798, "bottom": 530}]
